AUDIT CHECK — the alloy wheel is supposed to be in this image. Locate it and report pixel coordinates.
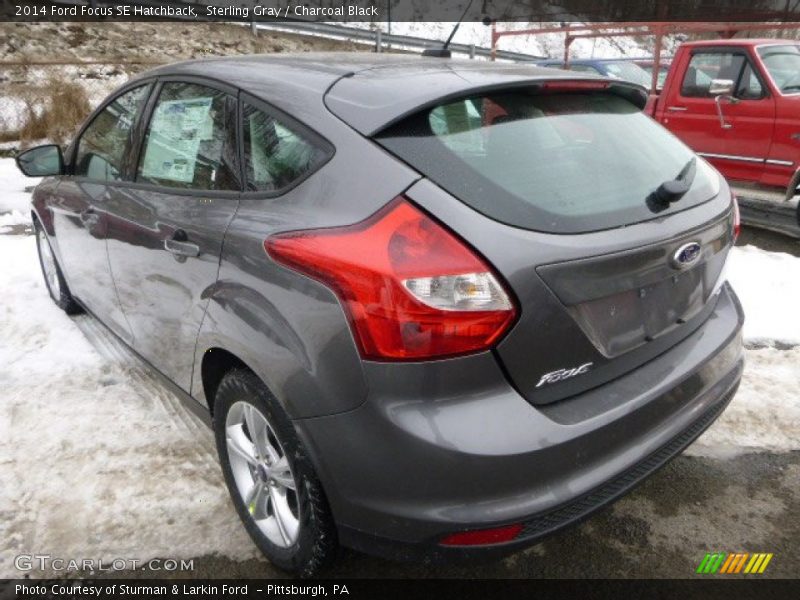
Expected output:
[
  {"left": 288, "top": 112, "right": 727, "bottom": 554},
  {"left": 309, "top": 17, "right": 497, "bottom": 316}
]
[{"left": 225, "top": 401, "right": 300, "bottom": 548}]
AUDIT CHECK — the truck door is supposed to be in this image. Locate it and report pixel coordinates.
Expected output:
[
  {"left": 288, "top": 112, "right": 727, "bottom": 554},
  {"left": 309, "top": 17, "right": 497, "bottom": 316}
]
[{"left": 659, "top": 48, "right": 775, "bottom": 184}]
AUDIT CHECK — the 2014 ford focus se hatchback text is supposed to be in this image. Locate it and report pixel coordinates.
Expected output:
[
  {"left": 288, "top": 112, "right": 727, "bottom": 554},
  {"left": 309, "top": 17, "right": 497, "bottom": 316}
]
[{"left": 16, "top": 54, "right": 744, "bottom": 576}]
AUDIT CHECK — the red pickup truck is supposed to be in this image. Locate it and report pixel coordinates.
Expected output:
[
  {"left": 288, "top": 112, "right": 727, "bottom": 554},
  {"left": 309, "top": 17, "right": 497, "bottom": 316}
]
[{"left": 648, "top": 39, "right": 800, "bottom": 235}]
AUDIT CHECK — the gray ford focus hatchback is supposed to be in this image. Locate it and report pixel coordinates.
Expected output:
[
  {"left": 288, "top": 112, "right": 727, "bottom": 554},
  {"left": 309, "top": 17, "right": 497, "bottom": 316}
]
[{"left": 17, "top": 54, "right": 744, "bottom": 576}]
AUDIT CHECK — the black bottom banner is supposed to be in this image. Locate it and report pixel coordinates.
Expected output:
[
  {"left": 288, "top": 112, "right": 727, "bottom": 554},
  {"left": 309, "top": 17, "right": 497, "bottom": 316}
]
[{"left": 2, "top": 579, "right": 800, "bottom": 600}]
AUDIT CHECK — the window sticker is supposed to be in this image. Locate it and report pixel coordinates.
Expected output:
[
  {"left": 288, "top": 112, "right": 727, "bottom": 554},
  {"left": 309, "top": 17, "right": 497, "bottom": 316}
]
[{"left": 140, "top": 97, "right": 213, "bottom": 183}]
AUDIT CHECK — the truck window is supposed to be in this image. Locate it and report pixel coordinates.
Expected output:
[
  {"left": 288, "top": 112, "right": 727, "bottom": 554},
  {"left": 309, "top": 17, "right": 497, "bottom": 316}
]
[
  {"left": 757, "top": 45, "right": 800, "bottom": 94},
  {"left": 681, "top": 53, "right": 745, "bottom": 97},
  {"left": 736, "top": 63, "right": 764, "bottom": 99}
]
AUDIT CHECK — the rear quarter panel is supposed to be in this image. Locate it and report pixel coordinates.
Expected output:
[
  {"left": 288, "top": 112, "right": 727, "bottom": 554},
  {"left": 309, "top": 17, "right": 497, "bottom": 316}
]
[{"left": 191, "top": 100, "right": 421, "bottom": 418}]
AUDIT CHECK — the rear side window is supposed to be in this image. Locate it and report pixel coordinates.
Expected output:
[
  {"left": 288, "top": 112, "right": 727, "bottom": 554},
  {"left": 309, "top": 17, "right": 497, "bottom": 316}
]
[
  {"left": 243, "top": 103, "right": 329, "bottom": 192},
  {"left": 681, "top": 52, "right": 745, "bottom": 97},
  {"left": 75, "top": 84, "right": 150, "bottom": 181},
  {"left": 376, "top": 91, "right": 720, "bottom": 234},
  {"left": 137, "top": 82, "right": 239, "bottom": 191}
]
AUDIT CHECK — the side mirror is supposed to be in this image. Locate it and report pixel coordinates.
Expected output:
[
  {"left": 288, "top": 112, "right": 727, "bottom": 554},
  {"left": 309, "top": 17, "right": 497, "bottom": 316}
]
[
  {"left": 16, "top": 144, "right": 64, "bottom": 177},
  {"left": 708, "top": 78, "right": 735, "bottom": 96}
]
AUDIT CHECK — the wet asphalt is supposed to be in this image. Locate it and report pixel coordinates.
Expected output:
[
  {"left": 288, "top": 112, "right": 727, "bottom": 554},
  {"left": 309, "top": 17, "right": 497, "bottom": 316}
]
[{"left": 93, "top": 450, "right": 797, "bottom": 579}]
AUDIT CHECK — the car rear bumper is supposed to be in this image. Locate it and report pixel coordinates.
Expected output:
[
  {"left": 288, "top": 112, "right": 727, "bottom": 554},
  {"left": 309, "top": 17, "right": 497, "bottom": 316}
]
[{"left": 295, "top": 283, "right": 744, "bottom": 561}]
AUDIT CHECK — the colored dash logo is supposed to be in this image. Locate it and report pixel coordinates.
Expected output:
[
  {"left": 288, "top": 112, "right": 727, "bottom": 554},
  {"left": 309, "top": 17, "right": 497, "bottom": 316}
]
[{"left": 696, "top": 552, "right": 774, "bottom": 574}]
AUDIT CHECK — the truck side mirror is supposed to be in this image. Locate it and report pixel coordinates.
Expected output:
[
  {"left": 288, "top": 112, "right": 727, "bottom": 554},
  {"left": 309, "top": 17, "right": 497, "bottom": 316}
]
[
  {"left": 16, "top": 144, "right": 64, "bottom": 177},
  {"left": 708, "top": 79, "right": 735, "bottom": 96}
]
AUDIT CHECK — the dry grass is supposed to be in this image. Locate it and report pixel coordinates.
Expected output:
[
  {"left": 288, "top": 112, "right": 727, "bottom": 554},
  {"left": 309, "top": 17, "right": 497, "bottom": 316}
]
[{"left": 17, "top": 77, "right": 92, "bottom": 147}]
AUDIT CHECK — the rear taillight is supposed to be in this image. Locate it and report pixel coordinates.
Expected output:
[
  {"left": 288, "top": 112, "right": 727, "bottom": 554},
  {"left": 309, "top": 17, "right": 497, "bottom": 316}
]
[
  {"left": 440, "top": 523, "right": 523, "bottom": 546},
  {"left": 265, "top": 198, "right": 517, "bottom": 361},
  {"left": 732, "top": 191, "right": 741, "bottom": 241}
]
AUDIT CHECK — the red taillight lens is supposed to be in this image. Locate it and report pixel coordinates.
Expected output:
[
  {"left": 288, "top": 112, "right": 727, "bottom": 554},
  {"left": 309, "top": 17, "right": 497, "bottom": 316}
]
[
  {"left": 440, "top": 523, "right": 523, "bottom": 546},
  {"left": 732, "top": 192, "right": 741, "bottom": 241},
  {"left": 265, "top": 198, "right": 517, "bottom": 361}
]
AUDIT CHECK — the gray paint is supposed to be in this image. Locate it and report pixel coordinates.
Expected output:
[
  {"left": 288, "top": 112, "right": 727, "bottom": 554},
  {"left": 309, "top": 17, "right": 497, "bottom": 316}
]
[{"left": 29, "top": 53, "right": 744, "bottom": 560}]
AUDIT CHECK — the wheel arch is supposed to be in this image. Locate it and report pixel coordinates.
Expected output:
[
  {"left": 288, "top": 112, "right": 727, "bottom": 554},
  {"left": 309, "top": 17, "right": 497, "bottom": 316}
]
[{"left": 198, "top": 347, "right": 256, "bottom": 416}]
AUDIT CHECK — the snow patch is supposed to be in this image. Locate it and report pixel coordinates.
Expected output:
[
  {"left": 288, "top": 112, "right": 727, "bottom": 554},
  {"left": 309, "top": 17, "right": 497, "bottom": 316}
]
[
  {"left": 0, "top": 209, "right": 30, "bottom": 233},
  {"left": 727, "top": 245, "right": 800, "bottom": 346},
  {"left": 0, "top": 157, "right": 39, "bottom": 215},
  {"left": 686, "top": 346, "right": 800, "bottom": 458},
  {"left": 0, "top": 234, "right": 259, "bottom": 578}
]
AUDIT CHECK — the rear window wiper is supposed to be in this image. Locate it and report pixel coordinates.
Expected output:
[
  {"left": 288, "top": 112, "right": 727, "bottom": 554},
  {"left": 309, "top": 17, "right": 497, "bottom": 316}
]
[{"left": 647, "top": 157, "right": 696, "bottom": 212}]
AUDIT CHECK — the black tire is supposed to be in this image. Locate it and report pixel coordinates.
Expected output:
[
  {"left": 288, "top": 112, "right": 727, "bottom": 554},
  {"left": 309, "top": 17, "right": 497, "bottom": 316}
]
[
  {"left": 34, "top": 221, "right": 82, "bottom": 315},
  {"left": 212, "top": 369, "right": 338, "bottom": 577}
]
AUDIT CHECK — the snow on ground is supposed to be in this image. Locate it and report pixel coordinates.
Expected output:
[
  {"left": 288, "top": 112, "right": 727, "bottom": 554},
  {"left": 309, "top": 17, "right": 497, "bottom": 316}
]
[
  {"left": 0, "top": 234, "right": 260, "bottom": 578},
  {"left": 0, "top": 158, "right": 39, "bottom": 215},
  {"left": 0, "top": 210, "right": 30, "bottom": 233},
  {"left": 685, "top": 345, "right": 800, "bottom": 458},
  {"left": 0, "top": 157, "right": 797, "bottom": 574},
  {"left": 727, "top": 244, "right": 800, "bottom": 346}
]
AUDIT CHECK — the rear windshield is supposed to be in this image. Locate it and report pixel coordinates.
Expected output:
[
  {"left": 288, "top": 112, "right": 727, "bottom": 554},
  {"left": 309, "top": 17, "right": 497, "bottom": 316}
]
[{"left": 376, "top": 91, "right": 720, "bottom": 234}]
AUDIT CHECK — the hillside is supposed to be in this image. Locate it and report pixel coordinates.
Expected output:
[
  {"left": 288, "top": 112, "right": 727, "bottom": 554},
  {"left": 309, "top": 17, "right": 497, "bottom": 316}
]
[{"left": 0, "top": 21, "right": 367, "bottom": 61}]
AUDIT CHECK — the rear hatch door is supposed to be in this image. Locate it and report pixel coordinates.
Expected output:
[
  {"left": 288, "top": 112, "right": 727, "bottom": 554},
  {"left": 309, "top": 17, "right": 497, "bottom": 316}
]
[{"left": 369, "top": 82, "right": 735, "bottom": 405}]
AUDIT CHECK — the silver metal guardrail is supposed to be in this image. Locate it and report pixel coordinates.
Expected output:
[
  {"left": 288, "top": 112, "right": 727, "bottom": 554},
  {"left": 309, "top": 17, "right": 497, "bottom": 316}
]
[{"left": 255, "top": 20, "right": 547, "bottom": 62}]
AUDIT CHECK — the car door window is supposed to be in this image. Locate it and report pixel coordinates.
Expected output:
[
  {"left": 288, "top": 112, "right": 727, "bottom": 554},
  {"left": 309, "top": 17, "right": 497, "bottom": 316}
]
[
  {"left": 681, "top": 52, "right": 745, "bottom": 97},
  {"left": 243, "top": 103, "right": 330, "bottom": 192},
  {"left": 74, "top": 85, "right": 150, "bottom": 181},
  {"left": 137, "top": 82, "right": 239, "bottom": 191}
]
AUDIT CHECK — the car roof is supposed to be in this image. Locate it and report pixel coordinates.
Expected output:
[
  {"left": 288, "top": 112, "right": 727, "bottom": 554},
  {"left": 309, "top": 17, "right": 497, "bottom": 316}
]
[
  {"left": 131, "top": 52, "right": 646, "bottom": 136},
  {"left": 135, "top": 52, "right": 396, "bottom": 90}
]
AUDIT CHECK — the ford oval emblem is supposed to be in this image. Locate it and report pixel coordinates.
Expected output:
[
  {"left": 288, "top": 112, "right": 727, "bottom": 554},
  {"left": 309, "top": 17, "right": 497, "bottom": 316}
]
[{"left": 672, "top": 242, "right": 702, "bottom": 269}]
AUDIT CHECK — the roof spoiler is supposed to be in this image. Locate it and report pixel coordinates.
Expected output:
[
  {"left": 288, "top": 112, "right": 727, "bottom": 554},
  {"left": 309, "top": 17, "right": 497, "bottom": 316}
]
[{"left": 326, "top": 75, "right": 649, "bottom": 137}]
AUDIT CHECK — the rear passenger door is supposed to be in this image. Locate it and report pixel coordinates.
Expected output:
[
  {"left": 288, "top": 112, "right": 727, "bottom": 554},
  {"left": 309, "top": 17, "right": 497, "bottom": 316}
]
[{"left": 104, "top": 79, "right": 241, "bottom": 390}]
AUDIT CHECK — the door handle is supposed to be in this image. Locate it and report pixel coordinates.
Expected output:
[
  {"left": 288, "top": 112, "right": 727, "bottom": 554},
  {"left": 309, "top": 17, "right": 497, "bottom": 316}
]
[
  {"left": 666, "top": 106, "right": 688, "bottom": 112},
  {"left": 164, "top": 229, "right": 200, "bottom": 258}
]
